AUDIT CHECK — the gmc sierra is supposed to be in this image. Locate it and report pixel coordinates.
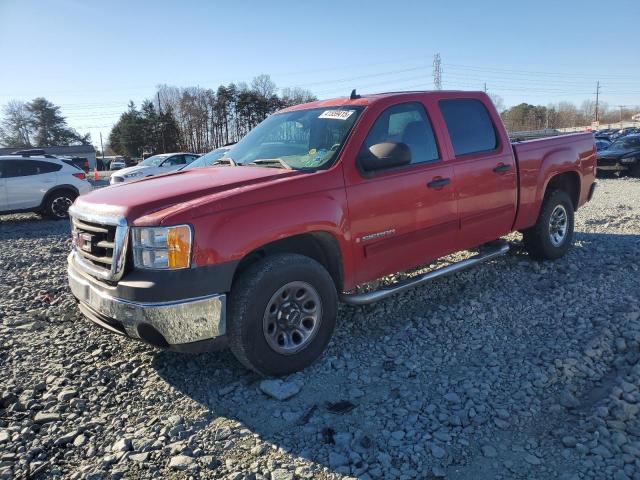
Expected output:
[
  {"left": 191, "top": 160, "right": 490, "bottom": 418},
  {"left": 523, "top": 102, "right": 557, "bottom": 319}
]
[{"left": 67, "top": 90, "right": 597, "bottom": 376}]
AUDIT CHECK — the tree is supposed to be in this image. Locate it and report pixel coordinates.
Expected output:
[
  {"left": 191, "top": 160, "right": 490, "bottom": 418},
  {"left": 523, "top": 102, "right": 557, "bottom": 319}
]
[
  {"left": 0, "top": 100, "right": 32, "bottom": 147},
  {"left": 251, "top": 74, "right": 277, "bottom": 98},
  {"left": 26, "top": 97, "right": 89, "bottom": 146},
  {"left": 280, "top": 87, "right": 317, "bottom": 107}
]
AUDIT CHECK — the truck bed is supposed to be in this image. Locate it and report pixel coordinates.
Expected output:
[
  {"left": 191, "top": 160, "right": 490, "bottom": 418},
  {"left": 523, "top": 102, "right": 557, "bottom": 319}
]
[{"left": 511, "top": 132, "right": 597, "bottom": 231}]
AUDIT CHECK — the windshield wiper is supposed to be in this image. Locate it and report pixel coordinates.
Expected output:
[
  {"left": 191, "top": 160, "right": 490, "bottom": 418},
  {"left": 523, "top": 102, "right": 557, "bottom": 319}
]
[{"left": 247, "top": 158, "right": 292, "bottom": 170}]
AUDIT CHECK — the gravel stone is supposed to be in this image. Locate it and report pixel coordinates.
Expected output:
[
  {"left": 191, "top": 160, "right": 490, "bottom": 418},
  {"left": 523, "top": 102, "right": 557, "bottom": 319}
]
[{"left": 1, "top": 178, "right": 640, "bottom": 479}]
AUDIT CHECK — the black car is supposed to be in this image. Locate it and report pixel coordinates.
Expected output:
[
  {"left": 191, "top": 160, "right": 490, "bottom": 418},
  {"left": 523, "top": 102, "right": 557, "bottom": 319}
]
[{"left": 596, "top": 134, "right": 640, "bottom": 177}]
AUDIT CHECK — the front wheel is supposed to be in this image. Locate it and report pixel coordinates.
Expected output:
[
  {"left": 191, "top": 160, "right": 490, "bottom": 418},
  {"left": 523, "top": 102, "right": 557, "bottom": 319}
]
[
  {"left": 522, "top": 190, "right": 574, "bottom": 260},
  {"left": 228, "top": 253, "right": 338, "bottom": 376}
]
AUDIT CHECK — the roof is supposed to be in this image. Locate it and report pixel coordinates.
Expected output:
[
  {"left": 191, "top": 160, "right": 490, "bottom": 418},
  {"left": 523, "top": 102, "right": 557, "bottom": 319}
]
[
  {"left": 0, "top": 144, "right": 95, "bottom": 156},
  {"left": 278, "top": 90, "right": 483, "bottom": 113}
]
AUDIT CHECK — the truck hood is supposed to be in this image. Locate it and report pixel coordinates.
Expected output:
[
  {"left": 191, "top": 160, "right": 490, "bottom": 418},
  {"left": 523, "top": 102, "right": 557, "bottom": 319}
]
[{"left": 74, "top": 166, "right": 300, "bottom": 221}]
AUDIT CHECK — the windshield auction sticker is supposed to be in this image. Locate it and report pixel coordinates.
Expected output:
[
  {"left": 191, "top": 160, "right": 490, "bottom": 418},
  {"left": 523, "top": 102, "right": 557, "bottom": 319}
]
[{"left": 319, "top": 110, "right": 355, "bottom": 120}]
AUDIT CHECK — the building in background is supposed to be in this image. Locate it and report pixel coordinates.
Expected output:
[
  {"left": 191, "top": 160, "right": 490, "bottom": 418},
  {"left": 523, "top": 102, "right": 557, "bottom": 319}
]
[{"left": 0, "top": 145, "right": 97, "bottom": 170}]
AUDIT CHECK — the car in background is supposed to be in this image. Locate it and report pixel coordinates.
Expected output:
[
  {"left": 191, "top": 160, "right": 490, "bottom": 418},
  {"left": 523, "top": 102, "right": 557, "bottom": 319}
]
[
  {"left": 181, "top": 147, "right": 231, "bottom": 170},
  {"left": 110, "top": 157, "right": 127, "bottom": 170},
  {"left": 109, "top": 152, "right": 199, "bottom": 184},
  {"left": 595, "top": 138, "right": 611, "bottom": 151},
  {"left": 0, "top": 154, "right": 92, "bottom": 218},
  {"left": 597, "top": 134, "right": 640, "bottom": 177}
]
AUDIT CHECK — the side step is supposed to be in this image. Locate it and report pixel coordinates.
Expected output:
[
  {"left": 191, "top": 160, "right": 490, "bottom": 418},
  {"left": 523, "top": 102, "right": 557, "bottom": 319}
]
[{"left": 340, "top": 241, "right": 510, "bottom": 306}]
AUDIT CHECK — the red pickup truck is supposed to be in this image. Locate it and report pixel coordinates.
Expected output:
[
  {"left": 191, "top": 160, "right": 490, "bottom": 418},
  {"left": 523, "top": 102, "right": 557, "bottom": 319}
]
[{"left": 68, "top": 91, "right": 596, "bottom": 376}]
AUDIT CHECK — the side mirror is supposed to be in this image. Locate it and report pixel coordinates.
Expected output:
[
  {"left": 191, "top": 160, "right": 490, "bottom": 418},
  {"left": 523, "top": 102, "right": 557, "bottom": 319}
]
[{"left": 359, "top": 142, "right": 411, "bottom": 172}]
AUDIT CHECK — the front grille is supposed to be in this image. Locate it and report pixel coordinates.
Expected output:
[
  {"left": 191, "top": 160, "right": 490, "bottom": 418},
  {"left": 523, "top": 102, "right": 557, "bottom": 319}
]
[
  {"left": 72, "top": 218, "right": 117, "bottom": 271},
  {"left": 111, "top": 176, "right": 124, "bottom": 183},
  {"left": 69, "top": 208, "right": 129, "bottom": 282}
]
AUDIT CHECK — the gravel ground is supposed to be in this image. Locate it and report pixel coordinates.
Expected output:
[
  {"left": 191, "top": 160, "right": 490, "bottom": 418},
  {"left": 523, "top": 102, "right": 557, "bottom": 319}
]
[{"left": 1, "top": 177, "right": 640, "bottom": 480}]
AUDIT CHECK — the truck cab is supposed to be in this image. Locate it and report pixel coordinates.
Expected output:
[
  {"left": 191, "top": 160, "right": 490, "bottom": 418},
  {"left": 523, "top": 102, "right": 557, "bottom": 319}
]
[{"left": 68, "top": 91, "right": 596, "bottom": 376}]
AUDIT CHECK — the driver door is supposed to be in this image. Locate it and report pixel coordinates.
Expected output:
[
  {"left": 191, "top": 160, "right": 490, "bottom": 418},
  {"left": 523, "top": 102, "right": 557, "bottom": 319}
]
[{"left": 345, "top": 102, "right": 458, "bottom": 285}]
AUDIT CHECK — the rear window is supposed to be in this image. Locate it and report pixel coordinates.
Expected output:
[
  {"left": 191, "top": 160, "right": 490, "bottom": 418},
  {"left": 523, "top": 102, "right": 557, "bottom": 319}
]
[{"left": 439, "top": 99, "right": 498, "bottom": 156}]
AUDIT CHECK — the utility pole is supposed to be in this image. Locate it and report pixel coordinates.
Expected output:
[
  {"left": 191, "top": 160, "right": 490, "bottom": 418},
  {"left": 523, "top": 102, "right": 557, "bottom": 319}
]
[
  {"left": 617, "top": 105, "right": 626, "bottom": 124},
  {"left": 157, "top": 91, "right": 166, "bottom": 154},
  {"left": 433, "top": 53, "right": 442, "bottom": 90},
  {"left": 484, "top": 82, "right": 487, "bottom": 93},
  {"left": 99, "top": 132, "right": 105, "bottom": 170},
  {"left": 594, "top": 81, "right": 600, "bottom": 123}
]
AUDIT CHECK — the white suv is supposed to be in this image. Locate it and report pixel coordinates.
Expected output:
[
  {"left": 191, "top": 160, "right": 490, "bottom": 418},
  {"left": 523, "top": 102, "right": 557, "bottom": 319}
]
[{"left": 0, "top": 155, "right": 93, "bottom": 219}]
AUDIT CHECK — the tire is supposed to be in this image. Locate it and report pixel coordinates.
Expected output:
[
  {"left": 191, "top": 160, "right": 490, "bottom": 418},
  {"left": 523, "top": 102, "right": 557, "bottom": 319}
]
[
  {"left": 629, "top": 163, "right": 640, "bottom": 178},
  {"left": 522, "top": 189, "right": 574, "bottom": 260},
  {"left": 43, "top": 190, "right": 77, "bottom": 219},
  {"left": 228, "top": 253, "right": 338, "bottom": 376}
]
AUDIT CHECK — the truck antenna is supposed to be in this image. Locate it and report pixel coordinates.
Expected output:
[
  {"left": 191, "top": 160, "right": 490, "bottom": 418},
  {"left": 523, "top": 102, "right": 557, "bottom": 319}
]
[{"left": 350, "top": 89, "right": 361, "bottom": 100}]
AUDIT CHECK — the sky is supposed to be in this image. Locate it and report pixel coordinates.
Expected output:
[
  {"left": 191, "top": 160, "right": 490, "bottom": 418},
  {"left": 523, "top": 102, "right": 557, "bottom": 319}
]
[{"left": 1, "top": 0, "right": 639, "bottom": 149}]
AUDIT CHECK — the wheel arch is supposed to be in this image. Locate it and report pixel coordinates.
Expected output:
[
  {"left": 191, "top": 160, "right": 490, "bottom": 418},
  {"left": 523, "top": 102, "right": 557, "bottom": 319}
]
[
  {"left": 543, "top": 170, "right": 581, "bottom": 209},
  {"left": 232, "top": 231, "right": 344, "bottom": 292},
  {"left": 39, "top": 184, "right": 80, "bottom": 209}
]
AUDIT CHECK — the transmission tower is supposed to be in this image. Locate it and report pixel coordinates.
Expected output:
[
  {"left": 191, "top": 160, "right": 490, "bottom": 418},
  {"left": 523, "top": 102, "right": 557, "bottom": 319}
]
[{"left": 433, "top": 53, "right": 442, "bottom": 90}]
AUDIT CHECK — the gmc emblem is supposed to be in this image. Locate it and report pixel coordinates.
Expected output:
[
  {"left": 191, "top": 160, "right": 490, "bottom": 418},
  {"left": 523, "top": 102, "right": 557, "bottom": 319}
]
[{"left": 74, "top": 232, "right": 93, "bottom": 252}]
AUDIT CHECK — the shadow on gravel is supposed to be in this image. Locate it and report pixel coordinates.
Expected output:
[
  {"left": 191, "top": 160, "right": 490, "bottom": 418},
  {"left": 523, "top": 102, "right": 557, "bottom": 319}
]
[
  {"left": 0, "top": 215, "right": 70, "bottom": 241},
  {"left": 148, "top": 230, "right": 640, "bottom": 478}
]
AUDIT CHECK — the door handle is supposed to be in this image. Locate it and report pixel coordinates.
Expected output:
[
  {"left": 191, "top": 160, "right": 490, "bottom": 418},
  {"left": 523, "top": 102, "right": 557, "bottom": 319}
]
[
  {"left": 493, "top": 163, "right": 513, "bottom": 173},
  {"left": 427, "top": 177, "right": 450, "bottom": 189}
]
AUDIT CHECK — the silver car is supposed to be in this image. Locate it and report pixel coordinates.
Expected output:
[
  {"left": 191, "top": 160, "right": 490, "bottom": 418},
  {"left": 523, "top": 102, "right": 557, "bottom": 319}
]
[{"left": 109, "top": 153, "right": 199, "bottom": 185}]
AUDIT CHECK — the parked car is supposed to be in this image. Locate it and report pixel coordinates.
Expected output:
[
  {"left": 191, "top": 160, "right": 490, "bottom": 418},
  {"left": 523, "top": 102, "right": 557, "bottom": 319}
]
[
  {"left": 595, "top": 138, "right": 611, "bottom": 151},
  {"left": 109, "top": 152, "right": 199, "bottom": 184},
  {"left": 0, "top": 154, "right": 92, "bottom": 218},
  {"left": 596, "top": 134, "right": 640, "bottom": 176},
  {"left": 110, "top": 157, "right": 127, "bottom": 170},
  {"left": 68, "top": 90, "right": 596, "bottom": 376},
  {"left": 180, "top": 147, "right": 231, "bottom": 170}
]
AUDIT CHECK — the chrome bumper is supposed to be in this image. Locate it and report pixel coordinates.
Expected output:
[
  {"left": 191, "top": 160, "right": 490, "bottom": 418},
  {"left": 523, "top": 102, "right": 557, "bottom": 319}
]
[{"left": 68, "top": 263, "right": 226, "bottom": 346}]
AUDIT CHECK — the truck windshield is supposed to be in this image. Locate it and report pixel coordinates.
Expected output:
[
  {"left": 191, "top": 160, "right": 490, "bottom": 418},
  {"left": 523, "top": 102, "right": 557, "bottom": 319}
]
[
  {"left": 183, "top": 148, "right": 230, "bottom": 170},
  {"left": 223, "top": 106, "right": 363, "bottom": 169}
]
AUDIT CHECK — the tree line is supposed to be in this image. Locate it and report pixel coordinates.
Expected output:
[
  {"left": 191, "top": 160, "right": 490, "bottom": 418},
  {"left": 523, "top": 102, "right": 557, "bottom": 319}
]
[
  {"left": 108, "top": 74, "right": 316, "bottom": 158},
  {"left": 500, "top": 99, "right": 636, "bottom": 132},
  {"left": 0, "top": 98, "right": 90, "bottom": 148}
]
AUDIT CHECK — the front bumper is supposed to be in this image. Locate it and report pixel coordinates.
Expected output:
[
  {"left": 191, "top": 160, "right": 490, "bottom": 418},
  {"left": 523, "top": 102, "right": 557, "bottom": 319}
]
[{"left": 68, "top": 258, "right": 227, "bottom": 352}]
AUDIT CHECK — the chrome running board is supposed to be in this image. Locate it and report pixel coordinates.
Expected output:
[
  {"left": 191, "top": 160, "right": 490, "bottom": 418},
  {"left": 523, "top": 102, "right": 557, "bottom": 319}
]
[{"left": 340, "top": 241, "right": 510, "bottom": 306}]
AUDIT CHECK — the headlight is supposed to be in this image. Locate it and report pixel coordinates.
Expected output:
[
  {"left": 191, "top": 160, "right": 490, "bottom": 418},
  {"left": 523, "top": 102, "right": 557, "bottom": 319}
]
[
  {"left": 125, "top": 171, "right": 144, "bottom": 178},
  {"left": 132, "top": 225, "right": 192, "bottom": 269},
  {"left": 620, "top": 156, "right": 638, "bottom": 164}
]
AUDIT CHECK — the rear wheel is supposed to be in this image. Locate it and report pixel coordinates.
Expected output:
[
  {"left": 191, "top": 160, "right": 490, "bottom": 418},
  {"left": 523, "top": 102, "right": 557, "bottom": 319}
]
[
  {"left": 523, "top": 190, "right": 574, "bottom": 260},
  {"left": 228, "top": 253, "right": 337, "bottom": 376},
  {"left": 43, "top": 190, "right": 76, "bottom": 219}
]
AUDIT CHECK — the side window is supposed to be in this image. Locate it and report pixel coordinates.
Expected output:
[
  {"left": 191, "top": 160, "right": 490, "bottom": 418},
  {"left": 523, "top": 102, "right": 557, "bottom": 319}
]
[
  {"left": 165, "top": 155, "right": 185, "bottom": 166},
  {"left": 439, "top": 99, "right": 498, "bottom": 156},
  {"left": 32, "top": 160, "right": 62, "bottom": 174},
  {"left": 185, "top": 155, "right": 198, "bottom": 163},
  {"left": 362, "top": 102, "right": 439, "bottom": 165},
  {"left": 3, "top": 160, "right": 61, "bottom": 178}
]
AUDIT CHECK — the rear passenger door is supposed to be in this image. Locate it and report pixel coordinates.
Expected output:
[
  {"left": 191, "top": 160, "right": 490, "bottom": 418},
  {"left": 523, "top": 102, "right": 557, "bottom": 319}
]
[
  {"left": 5, "top": 160, "right": 61, "bottom": 210},
  {"left": 346, "top": 101, "right": 458, "bottom": 285},
  {"left": 438, "top": 98, "right": 517, "bottom": 249}
]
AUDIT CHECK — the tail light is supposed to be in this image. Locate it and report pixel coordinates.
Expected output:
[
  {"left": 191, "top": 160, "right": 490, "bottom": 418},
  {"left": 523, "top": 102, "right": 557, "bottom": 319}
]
[{"left": 73, "top": 172, "right": 87, "bottom": 180}]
